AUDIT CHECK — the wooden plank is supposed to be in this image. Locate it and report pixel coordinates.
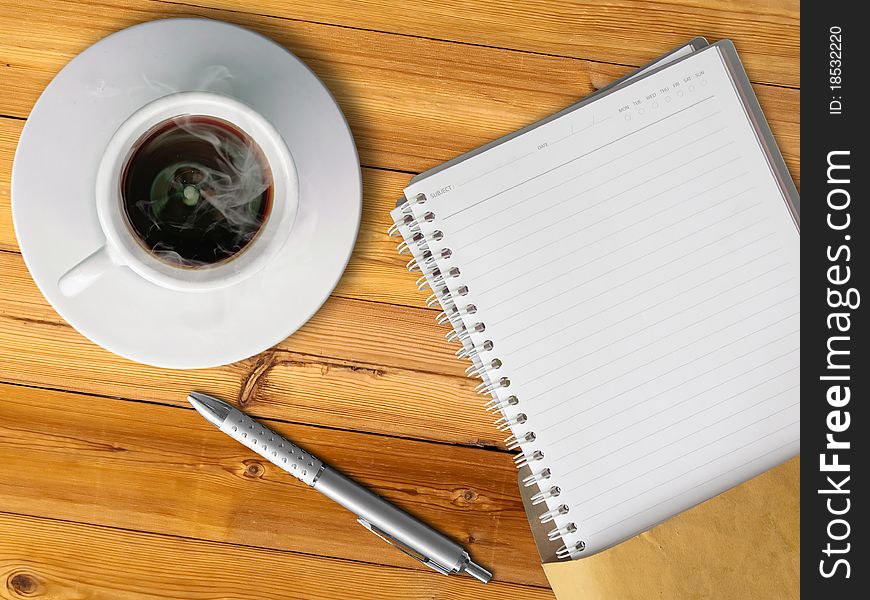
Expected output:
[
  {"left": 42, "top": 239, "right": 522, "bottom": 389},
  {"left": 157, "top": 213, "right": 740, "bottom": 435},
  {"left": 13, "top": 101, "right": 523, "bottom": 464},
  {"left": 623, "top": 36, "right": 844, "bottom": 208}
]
[
  {"left": 0, "top": 383, "right": 547, "bottom": 588},
  {"left": 0, "top": 120, "right": 19, "bottom": 253},
  {"left": 332, "top": 166, "right": 426, "bottom": 308},
  {"left": 161, "top": 0, "right": 800, "bottom": 89},
  {"left": 0, "top": 512, "right": 554, "bottom": 598},
  {"left": 0, "top": 88, "right": 801, "bottom": 310},
  {"left": 0, "top": 0, "right": 802, "bottom": 450},
  {"left": 0, "top": 117, "right": 433, "bottom": 310},
  {"left": 0, "top": 0, "right": 799, "bottom": 177},
  {"left": 0, "top": 250, "right": 506, "bottom": 448}
]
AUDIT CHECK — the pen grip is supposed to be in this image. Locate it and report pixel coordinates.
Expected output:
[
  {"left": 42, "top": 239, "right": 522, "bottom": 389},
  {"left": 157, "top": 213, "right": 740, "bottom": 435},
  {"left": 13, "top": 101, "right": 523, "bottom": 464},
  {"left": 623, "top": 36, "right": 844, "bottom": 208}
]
[{"left": 220, "top": 408, "right": 324, "bottom": 486}]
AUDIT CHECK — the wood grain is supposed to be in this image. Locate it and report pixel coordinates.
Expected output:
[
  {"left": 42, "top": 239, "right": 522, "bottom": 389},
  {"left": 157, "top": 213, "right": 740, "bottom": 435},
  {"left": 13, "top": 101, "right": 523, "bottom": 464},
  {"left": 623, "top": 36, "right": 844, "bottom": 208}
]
[
  {"left": 0, "top": 103, "right": 799, "bottom": 316},
  {"left": 0, "top": 383, "right": 547, "bottom": 587},
  {"left": 0, "top": 250, "right": 508, "bottom": 448},
  {"left": 0, "top": 118, "right": 432, "bottom": 310},
  {"left": 0, "top": 512, "right": 554, "bottom": 599},
  {"left": 0, "top": 0, "right": 799, "bottom": 178},
  {"left": 0, "top": 0, "right": 800, "bottom": 597},
  {"left": 159, "top": 0, "right": 799, "bottom": 89},
  {"left": 0, "top": 120, "right": 14, "bottom": 254}
]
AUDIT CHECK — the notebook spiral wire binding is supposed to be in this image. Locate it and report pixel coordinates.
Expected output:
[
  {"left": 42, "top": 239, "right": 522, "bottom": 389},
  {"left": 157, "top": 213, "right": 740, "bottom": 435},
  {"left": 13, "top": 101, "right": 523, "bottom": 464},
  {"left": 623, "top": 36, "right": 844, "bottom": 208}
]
[{"left": 389, "top": 192, "right": 584, "bottom": 559}]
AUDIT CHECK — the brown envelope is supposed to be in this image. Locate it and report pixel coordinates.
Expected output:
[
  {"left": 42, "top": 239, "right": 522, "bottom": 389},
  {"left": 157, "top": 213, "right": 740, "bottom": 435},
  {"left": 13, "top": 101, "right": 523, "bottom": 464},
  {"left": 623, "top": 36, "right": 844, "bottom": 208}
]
[{"left": 521, "top": 457, "right": 799, "bottom": 599}]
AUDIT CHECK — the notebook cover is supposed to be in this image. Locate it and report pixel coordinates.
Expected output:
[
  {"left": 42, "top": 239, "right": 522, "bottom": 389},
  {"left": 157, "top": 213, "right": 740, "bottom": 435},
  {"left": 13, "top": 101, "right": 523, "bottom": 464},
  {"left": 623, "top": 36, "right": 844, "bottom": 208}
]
[
  {"left": 410, "top": 37, "right": 709, "bottom": 185},
  {"left": 505, "top": 42, "right": 801, "bottom": 582},
  {"left": 412, "top": 38, "right": 801, "bottom": 565},
  {"left": 397, "top": 38, "right": 801, "bottom": 592}
]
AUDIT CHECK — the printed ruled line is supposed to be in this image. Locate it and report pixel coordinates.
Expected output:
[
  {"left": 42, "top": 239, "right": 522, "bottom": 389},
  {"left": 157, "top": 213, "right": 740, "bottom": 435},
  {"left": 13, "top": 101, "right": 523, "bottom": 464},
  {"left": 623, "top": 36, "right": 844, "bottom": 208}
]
[
  {"left": 454, "top": 150, "right": 535, "bottom": 189},
  {"left": 481, "top": 179, "right": 752, "bottom": 311},
  {"left": 538, "top": 344, "right": 800, "bottom": 461},
  {"left": 559, "top": 382, "right": 799, "bottom": 485},
  {"left": 552, "top": 350, "right": 798, "bottom": 450},
  {"left": 533, "top": 315, "right": 799, "bottom": 421},
  {"left": 462, "top": 140, "right": 736, "bottom": 260},
  {"left": 450, "top": 111, "right": 723, "bottom": 238},
  {"left": 514, "top": 270, "right": 794, "bottom": 384},
  {"left": 525, "top": 295, "right": 797, "bottom": 407},
  {"left": 496, "top": 229, "right": 775, "bottom": 338},
  {"left": 582, "top": 435, "right": 799, "bottom": 536},
  {"left": 468, "top": 163, "right": 744, "bottom": 280},
  {"left": 580, "top": 438, "right": 800, "bottom": 541},
  {"left": 441, "top": 95, "right": 715, "bottom": 220},
  {"left": 455, "top": 117, "right": 602, "bottom": 190},
  {"left": 567, "top": 397, "right": 799, "bottom": 500},
  {"left": 481, "top": 196, "right": 762, "bottom": 306},
  {"left": 506, "top": 252, "right": 782, "bottom": 365},
  {"left": 548, "top": 117, "right": 597, "bottom": 145},
  {"left": 466, "top": 153, "right": 742, "bottom": 273}
]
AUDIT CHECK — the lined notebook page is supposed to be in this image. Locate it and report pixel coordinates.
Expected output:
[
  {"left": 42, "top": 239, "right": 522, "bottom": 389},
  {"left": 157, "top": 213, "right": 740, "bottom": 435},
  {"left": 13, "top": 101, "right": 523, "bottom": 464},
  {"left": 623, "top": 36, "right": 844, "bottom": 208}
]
[{"left": 404, "top": 44, "right": 800, "bottom": 557}]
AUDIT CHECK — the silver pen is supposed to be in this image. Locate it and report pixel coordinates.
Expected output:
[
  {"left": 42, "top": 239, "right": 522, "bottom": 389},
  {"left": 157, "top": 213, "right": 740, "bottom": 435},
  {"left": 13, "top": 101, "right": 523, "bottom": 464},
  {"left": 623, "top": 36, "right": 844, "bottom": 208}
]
[{"left": 188, "top": 392, "right": 493, "bottom": 583}]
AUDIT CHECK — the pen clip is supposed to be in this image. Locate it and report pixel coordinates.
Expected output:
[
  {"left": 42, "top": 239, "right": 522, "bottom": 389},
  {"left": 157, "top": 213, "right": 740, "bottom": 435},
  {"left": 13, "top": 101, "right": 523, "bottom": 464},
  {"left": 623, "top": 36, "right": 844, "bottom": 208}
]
[{"left": 357, "top": 518, "right": 453, "bottom": 576}]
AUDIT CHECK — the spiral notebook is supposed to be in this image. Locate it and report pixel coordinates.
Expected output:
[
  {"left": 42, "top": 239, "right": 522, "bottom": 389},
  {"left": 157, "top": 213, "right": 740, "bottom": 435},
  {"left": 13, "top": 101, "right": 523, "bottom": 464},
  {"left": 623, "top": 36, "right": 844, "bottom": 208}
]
[{"left": 390, "top": 39, "right": 800, "bottom": 561}]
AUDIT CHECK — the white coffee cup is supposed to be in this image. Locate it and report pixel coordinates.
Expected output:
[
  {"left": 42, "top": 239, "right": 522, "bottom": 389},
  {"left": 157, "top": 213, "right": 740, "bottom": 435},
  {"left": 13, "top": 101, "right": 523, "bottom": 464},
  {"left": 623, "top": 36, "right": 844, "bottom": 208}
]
[{"left": 58, "top": 91, "right": 298, "bottom": 296}]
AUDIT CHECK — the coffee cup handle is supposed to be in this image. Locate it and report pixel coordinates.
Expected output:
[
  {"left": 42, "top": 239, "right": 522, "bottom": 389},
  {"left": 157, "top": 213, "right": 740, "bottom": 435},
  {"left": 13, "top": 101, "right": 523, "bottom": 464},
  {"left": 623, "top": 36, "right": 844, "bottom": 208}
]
[{"left": 58, "top": 245, "right": 119, "bottom": 297}]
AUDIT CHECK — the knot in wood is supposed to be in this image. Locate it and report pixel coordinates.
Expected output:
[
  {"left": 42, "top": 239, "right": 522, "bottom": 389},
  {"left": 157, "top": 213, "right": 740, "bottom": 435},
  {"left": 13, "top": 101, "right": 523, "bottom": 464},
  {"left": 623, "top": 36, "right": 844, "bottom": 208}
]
[
  {"left": 8, "top": 572, "right": 40, "bottom": 596},
  {"left": 243, "top": 460, "right": 265, "bottom": 478}
]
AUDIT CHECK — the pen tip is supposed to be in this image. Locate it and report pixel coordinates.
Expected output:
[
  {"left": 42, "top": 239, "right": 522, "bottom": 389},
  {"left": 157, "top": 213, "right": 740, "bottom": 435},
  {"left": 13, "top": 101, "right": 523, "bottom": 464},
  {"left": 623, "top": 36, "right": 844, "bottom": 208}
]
[{"left": 187, "top": 392, "right": 232, "bottom": 427}]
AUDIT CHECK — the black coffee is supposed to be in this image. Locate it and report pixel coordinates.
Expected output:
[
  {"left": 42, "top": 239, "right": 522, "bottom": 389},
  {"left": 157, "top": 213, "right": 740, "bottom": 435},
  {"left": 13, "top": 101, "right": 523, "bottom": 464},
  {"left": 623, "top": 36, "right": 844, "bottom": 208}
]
[{"left": 121, "top": 115, "right": 273, "bottom": 267}]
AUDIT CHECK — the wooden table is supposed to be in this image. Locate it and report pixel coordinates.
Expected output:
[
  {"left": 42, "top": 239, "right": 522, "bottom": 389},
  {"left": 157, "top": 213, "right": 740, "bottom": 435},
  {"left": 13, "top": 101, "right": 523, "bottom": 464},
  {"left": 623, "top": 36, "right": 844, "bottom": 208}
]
[{"left": 0, "top": 1, "right": 799, "bottom": 598}]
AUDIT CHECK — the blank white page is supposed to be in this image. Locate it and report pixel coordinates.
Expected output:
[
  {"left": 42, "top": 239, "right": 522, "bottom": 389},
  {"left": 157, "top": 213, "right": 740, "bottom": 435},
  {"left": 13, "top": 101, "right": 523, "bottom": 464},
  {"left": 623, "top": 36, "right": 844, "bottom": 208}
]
[{"left": 403, "top": 44, "right": 800, "bottom": 557}]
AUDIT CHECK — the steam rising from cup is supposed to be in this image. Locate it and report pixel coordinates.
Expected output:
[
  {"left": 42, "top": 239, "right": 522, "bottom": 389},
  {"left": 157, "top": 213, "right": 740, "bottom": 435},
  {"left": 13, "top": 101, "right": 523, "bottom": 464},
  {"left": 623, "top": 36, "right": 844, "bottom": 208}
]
[{"left": 121, "top": 114, "right": 274, "bottom": 267}]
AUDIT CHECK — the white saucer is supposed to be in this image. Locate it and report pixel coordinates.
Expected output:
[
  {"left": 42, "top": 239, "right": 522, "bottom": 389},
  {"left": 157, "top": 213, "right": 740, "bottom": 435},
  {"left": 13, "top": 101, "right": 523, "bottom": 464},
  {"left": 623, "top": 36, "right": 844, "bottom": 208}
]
[{"left": 11, "top": 19, "right": 361, "bottom": 369}]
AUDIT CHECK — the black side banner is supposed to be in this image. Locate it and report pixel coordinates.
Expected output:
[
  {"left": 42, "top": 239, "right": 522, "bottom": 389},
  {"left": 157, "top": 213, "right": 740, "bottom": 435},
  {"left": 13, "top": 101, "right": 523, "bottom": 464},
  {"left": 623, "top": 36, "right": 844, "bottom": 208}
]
[{"left": 802, "top": 2, "right": 867, "bottom": 596}]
